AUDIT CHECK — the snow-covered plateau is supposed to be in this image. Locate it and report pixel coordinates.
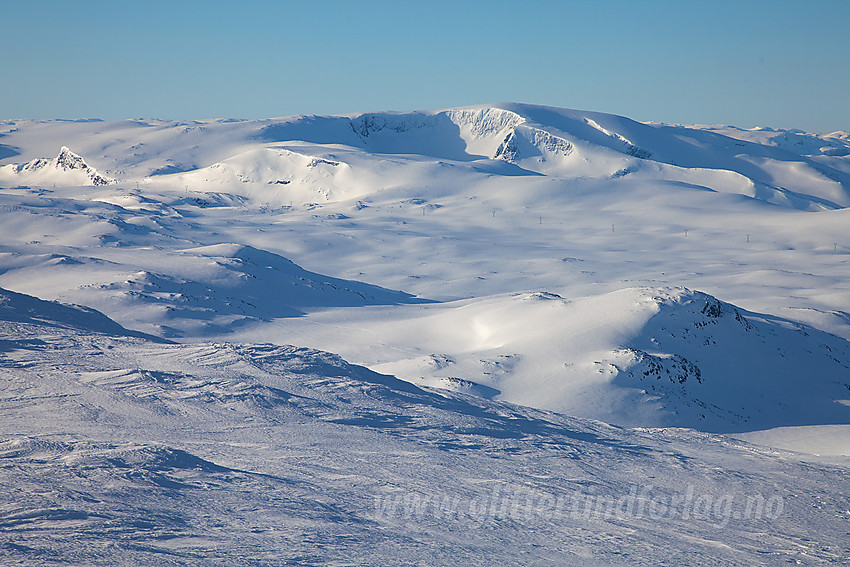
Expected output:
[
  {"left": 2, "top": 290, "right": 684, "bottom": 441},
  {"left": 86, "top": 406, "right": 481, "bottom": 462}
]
[{"left": 1, "top": 103, "right": 849, "bottom": 564}]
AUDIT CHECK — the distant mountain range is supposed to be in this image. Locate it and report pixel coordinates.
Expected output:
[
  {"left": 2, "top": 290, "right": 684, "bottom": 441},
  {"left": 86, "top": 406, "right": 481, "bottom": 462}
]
[{"left": 1, "top": 103, "right": 849, "bottom": 434}]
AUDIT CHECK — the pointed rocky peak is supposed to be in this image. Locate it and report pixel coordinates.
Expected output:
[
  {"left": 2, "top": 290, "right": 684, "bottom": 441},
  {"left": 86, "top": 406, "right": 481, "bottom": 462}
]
[
  {"left": 50, "top": 146, "right": 113, "bottom": 185},
  {"left": 2, "top": 146, "right": 114, "bottom": 186},
  {"left": 55, "top": 146, "right": 89, "bottom": 171}
]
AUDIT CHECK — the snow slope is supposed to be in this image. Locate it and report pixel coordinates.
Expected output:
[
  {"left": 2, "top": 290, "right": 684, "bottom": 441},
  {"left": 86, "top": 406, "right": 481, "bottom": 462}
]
[
  {"left": 1, "top": 287, "right": 848, "bottom": 565},
  {"left": 238, "top": 286, "right": 850, "bottom": 433},
  {"left": 0, "top": 185, "right": 424, "bottom": 337},
  {"left": 2, "top": 103, "right": 850, "bottom": 439},
  {"left": 4, "top": 103, "right": 849, "bottom": 207}
]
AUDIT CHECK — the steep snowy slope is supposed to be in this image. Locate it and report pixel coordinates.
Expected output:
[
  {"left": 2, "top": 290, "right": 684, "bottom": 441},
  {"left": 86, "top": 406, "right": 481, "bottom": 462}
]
[
  {"left": 492, "top": 104, "right": 850, "bottom": 206},
  {"left": 1, "top": 287, "right": 848, "bottom": 565}
]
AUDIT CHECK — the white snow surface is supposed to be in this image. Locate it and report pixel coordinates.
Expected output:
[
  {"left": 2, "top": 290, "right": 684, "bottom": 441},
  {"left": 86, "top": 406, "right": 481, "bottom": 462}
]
[
  {"left": 1, "top": 103, "right": 850, "bottom": 563},
  {"left": 1, "top": 287, "right": 849, "bottom": 565}
]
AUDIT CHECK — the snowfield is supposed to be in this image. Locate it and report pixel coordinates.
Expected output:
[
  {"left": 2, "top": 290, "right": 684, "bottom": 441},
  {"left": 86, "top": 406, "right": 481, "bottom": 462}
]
[
  {"left": 1, "top": 287, "right": 849, "bottom": 565},
  {"left": 1, "top": 103, "right": 849, "bottom": 564}
]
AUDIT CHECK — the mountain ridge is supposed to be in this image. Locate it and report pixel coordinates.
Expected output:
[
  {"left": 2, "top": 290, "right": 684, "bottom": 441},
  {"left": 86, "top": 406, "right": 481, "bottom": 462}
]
[{"left": 3, "top": 103, "right": 849, "bottom": 208}]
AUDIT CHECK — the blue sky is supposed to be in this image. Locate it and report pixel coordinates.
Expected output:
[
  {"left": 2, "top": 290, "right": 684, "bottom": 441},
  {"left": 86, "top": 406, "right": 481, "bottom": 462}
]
[{"left": 3, "top": 0, "right": 849, "bottom": 132}]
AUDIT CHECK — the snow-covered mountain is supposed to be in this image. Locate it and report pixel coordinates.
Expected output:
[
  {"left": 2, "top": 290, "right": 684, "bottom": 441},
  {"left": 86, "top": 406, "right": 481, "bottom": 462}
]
[
  {"left": 0, "top": 146, "right": 113, "bottom": 187},
  {"left": 1, "top": 103, "right": 850, "bottom": 563},
  {"left": 1, "top": 286, "right": 848, "bottom": 565},
  {"left": 4, "top": 103, "right": 849, "bottom": 207},
  {"left": 2, "top": 104, "right": 850, "bottom": 429},
  {"left": 265, "top": 286, "right": 850, "bottom": 432}
]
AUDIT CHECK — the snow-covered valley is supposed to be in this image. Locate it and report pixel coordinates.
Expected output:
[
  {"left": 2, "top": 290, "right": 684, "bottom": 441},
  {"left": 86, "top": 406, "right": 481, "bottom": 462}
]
[{"left": 1, "top": 103, "right": 849, "bottom": 564}]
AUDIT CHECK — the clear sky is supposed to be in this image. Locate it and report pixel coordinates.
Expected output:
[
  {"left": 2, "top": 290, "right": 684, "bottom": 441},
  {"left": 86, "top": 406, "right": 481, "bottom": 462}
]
[{"left": 3, "top": 0, "right": 849, "bottom": 132}]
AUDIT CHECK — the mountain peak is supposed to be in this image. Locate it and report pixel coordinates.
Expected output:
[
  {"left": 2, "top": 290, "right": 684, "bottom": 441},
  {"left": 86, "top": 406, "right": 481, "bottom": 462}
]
[
  {"left": 54, "top": 146, "right": 112, "bottom": 186},
  {"left": 56, "top": 145, "right": 84, "bottom": 168},
  {"left": 0, "top": 145, "right": 113, "bottom": 186}
]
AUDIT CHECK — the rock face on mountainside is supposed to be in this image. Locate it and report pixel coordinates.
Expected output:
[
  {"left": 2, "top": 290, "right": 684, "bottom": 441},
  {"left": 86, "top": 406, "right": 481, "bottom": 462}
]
[{"left": 609, "top": 288, "right": 850, "bottom": 431}]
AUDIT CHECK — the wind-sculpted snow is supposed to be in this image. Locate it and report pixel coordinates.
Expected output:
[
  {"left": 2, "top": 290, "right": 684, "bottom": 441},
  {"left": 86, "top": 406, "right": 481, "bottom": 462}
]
[
  {"left": 0, "top": 288, "right": 848, "bottom": 564},
  {"left": 154, "top": 146, "right": 359, "bottom": 203},
  {"left": 1, "top": 106, "right": 850, "bottom": 427},
  {"left": 272, "top": 287, "right": 850, "bottom": 432},
  {"left": 494, "top": 103, "right": 850, "bottom": 205},
  {"left": 3, "top": 103, "right": 850, "bottom": 563},
  {"left": 0, "top": 182, "right": 427, "bottom": 337}
]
